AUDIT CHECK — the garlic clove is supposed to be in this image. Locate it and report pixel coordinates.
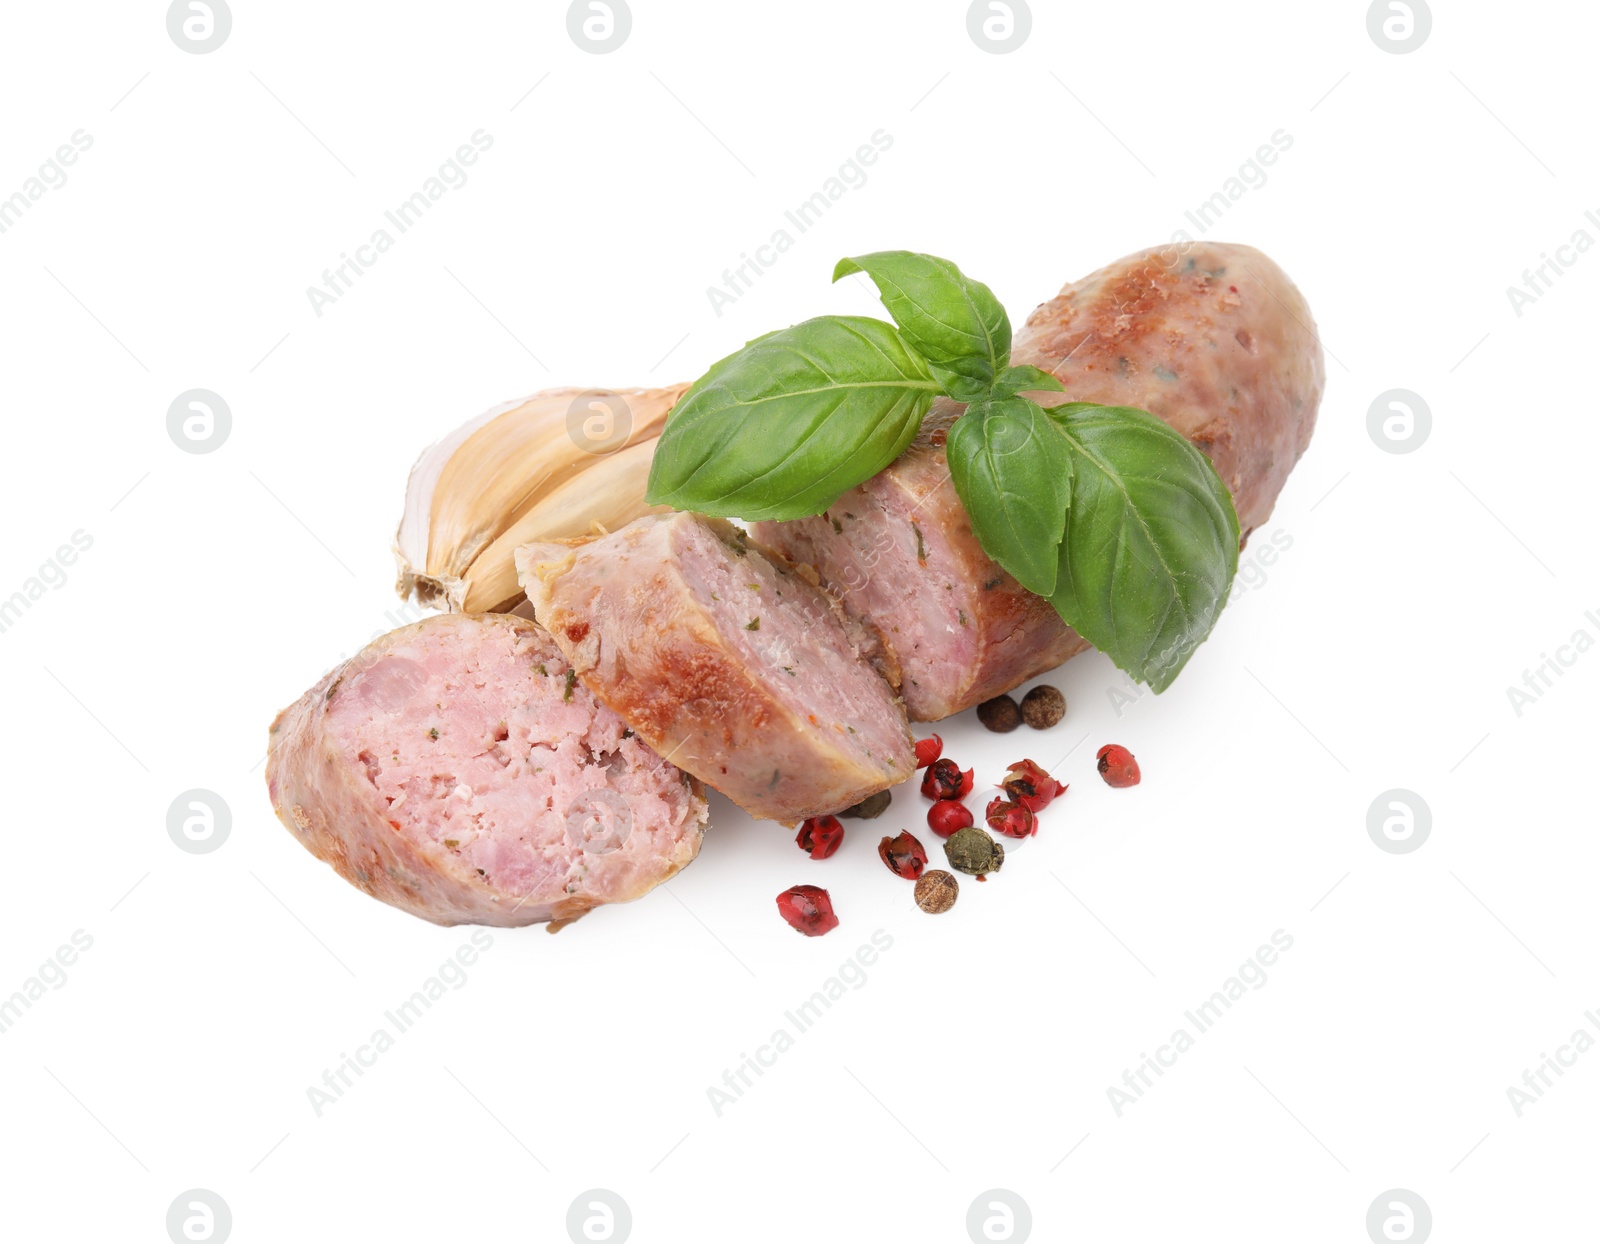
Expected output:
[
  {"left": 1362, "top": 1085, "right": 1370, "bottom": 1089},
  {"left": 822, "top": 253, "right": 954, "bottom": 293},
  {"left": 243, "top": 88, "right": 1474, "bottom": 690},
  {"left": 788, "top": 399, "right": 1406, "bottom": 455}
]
[
  {"left": 394, "top": 384, "right": 686, "bottom": 611},
  {"left": 462, "top": 437, "right": 668, "bottom": 612}
]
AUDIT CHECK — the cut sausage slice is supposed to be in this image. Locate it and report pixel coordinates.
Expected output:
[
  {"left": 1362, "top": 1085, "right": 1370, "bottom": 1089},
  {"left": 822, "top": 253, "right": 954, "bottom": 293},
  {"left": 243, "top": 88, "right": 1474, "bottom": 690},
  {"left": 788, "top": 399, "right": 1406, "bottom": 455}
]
[
  {"left": 751, "top": 241, "right": 1325, "bottom": 720},
  {"left": 517, "top": 512, "right": 915, "bottom": 823},
  {"left": 751, "top": 436, "right": 1085, "bottom": 722},
  {"left": 266, "top": 613, "right": 707, "bottom": 927}
]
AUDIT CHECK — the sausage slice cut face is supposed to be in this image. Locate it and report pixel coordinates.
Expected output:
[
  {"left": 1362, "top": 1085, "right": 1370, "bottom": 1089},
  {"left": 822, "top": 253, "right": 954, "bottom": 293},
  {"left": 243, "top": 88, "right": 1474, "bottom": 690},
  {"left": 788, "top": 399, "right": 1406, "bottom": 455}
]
[
  {"left": 266, "top": 613, "right": 707, "bottom": 927},
  {"left": 518, "top": 512, "right": 915, "bottom": 823}
]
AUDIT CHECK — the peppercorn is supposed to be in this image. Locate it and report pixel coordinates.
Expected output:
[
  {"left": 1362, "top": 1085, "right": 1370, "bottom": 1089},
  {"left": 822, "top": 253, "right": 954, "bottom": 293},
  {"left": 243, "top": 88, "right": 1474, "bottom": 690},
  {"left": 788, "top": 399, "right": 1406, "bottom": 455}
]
[
  {"left": 914, "top": 734, "right": 944, "bottom": 768},
  {"left": 914, "top": 869, "right": 959, "bottom": 913},
  {"left": 795, "top": 815, "right": 844, "bottom": 859},
  {"left": 1000, "top": 758, "right": 1067, "bottom": 813},
  {"left": 878, "top": 831, "right": 928, "bottom": 879},
  {"left": 838, "top": 790, "right": 892, "bottom": 819},
  {"left": 976, "top": 694, "right": 1022, "bottom": 733},
  {"left": 920, "top": 758, "right": 973, "bottom": 801},
  {"left": 943, "top": 826, "right": 1004, "bottom": 876},
  {"left": 927, "top": 799, "right": 974, "bottom": 838},
  {"left": 985, "top": 796, "right": 1036, "bottom": 839},
  {"left": 1021, "top": 684, "right": 1065, "bottom": 729},
  {"left": 775, "top": 884, "right": 839, "bottom": 936},
  {"left": 1096, "top": 744, "right": 1141, "bottom": 788}
]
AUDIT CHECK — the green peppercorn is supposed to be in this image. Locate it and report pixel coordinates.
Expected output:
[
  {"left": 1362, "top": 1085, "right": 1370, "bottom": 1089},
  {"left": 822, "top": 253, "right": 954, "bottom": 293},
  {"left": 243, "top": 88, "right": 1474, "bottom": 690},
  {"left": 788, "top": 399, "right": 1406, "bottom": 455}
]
[{"left": 944, "top": 826, "right": 1004, "bottom": 876}]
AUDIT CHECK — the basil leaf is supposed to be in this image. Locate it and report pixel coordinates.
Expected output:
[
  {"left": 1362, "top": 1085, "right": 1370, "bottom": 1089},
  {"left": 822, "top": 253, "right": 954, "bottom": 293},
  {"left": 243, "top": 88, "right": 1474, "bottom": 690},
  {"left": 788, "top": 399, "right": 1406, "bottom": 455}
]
[
  {"left": 645, "top": 315, "right": 941, "bottom": 521},
  {"left": 1043, "top": 402, "right": 1240, "bottom": 692},
  {"left": 833, "top": 251, "right": 1009, "bottom": 403},
  {"left": 947, "top": 397, "right": 1073, "bottom": 597},
  {"left": 989, "top": 364, "right": 1065, "bottom": 399}
]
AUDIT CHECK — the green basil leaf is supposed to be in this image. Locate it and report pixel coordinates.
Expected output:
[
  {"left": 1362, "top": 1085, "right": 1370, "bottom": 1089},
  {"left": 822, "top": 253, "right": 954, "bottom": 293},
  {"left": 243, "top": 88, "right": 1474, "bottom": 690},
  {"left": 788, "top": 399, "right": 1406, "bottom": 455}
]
[
  {"left": 645, "top": 315, "right": 941, "bottom": 521},
  {"left": 1043, "top": 402, "right": 1240, "bottom": 692},
  {"left": 988, "top": 364, "right": 1065, "bottom": 399},
  {"left": 947, "top": 397, "right": 1073, "bottom": 597},
  {"left": 833, "top": 251, "right": 1009, "bottom": 403}
]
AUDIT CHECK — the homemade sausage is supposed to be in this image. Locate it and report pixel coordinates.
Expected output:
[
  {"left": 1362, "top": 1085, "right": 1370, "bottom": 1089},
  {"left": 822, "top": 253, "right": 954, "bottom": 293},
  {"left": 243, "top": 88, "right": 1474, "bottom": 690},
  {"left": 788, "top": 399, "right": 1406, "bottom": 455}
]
[{"left": 750, "top": 241, "right": 1325, "bottom": 720}]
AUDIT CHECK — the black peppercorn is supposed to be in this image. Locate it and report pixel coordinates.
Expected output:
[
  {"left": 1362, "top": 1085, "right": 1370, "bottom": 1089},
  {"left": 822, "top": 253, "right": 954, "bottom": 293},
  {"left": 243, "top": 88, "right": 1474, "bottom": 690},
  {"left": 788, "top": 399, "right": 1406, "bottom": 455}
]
[
  {"left": 1021, "top": 684, "right": 1065, "bottom": 729},
  {"left": 977, "top": 694, "right": 1022, "bottom": 733},
  {"left": 838, "top": 789, "right": 892, "bottom": 819}
]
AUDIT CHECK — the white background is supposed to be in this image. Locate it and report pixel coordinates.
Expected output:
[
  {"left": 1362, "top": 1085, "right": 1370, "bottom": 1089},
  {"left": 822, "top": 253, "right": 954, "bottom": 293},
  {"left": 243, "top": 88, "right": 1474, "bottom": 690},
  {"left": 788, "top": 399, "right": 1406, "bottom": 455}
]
[{"left": 1, "top": 1, "right": 1594, "bottom": 1240}]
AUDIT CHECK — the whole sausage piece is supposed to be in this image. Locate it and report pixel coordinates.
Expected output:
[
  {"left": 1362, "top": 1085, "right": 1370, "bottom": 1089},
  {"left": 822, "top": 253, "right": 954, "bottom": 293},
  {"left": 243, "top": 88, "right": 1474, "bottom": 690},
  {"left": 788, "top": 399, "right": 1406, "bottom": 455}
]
[
  {"left": 266, "top": 613, "right": 708, "bottom": 927},
  {"left": 750, "top": 241, "right": 1325, "bottom": 720},
  {"left": 518, "top": 512, "right": 915, "bottom": 823}
]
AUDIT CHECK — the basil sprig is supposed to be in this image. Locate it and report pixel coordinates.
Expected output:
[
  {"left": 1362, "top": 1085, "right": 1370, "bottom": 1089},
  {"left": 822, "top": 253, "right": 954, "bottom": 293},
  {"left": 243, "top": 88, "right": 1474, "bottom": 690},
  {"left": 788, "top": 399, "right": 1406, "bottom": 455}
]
[
  {"left": 832, "top": 252, "right": 1008, "bottom": 402},
  {"left": 644, "top": 250, "right": 1241, "bottom": 691}
]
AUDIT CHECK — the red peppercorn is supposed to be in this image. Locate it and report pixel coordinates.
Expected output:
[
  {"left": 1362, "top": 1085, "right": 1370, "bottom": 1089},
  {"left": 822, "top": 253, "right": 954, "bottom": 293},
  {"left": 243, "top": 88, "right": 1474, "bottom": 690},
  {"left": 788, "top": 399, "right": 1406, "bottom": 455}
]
[
  {"left": 927, "top": 799, "right": 974, "bottom": 838},
  {"left": 985, "top": 796, "right": 1037, "bottom": 839},
  {"left": 795, "top": 815, "right": 844, "bottom": 859},
  {"left": 1096, "top": 744, "right": 1141, "bottom": 788},
  {"left": 920, "top": 758, "right": 973, "bottom": 801},
  {"left": 1000, "top": 758, "right": 1068, "bottom": 813},
  {"left": 878, "top": 831, "right": 928, "bottom": 879},
  {"left": 914, "top": 734, "right": 944, "bottom": 768},
  {"left": 775, "top": 884, "right": 839, "bottom": 936}
]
